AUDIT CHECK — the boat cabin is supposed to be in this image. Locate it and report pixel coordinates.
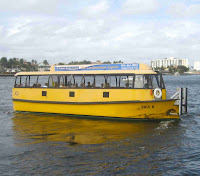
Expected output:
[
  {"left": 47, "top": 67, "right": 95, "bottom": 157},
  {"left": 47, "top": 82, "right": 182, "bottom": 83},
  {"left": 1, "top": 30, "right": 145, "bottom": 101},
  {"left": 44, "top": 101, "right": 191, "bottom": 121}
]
[{"left": 14, "top": 63, "right": 165, "bottom": 90}]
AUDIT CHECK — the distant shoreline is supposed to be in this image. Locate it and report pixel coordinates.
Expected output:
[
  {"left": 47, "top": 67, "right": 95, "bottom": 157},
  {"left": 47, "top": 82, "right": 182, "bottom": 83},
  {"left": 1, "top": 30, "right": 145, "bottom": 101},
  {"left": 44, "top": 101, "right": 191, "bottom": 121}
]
[
  {"left": 0, "top": 74, "right": 15, "bottom": 77},
  {"left": 163, "top": 73, "right": 200, "bottom": 76}
]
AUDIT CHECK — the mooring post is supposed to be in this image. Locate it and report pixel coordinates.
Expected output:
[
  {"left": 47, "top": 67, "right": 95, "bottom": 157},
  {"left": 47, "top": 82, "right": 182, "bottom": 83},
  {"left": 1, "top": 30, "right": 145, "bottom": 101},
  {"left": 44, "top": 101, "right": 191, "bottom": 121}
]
[
  {"left": 184, "top": 88, "right": 188, "bottom": 114},
  {"left": 179, "top": 88, "right": 183, "bottom": 115}
]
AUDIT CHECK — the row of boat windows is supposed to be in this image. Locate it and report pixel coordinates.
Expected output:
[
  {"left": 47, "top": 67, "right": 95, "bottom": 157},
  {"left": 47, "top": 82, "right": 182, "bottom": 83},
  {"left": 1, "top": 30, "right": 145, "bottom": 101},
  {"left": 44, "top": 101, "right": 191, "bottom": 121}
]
[{"left": 15, "top": 74, "right": 164, "bottom": 89}]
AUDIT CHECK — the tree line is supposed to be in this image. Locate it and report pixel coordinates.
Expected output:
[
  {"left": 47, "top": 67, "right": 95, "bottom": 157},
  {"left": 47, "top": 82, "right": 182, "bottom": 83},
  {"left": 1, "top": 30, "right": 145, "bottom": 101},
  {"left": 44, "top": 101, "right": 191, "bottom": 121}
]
[
  {"left": 0, "top": 56, "right": 124, "bottom": 73},
  {"left": 57, "top": 60, "right": 123, "bottom": 65},
  {"left": 154, "top": 65, "right": 189, "bottom": 74},
  {"left": 0, "top": 57, "right": 49, "bottom": 72}
]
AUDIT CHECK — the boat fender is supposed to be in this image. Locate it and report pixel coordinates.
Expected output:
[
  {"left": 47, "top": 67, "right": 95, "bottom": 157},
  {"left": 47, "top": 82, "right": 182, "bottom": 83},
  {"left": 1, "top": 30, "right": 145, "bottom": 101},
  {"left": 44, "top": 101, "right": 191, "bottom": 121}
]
[{"left": 154, "top": 88, "right": 162, "bottom": 99}]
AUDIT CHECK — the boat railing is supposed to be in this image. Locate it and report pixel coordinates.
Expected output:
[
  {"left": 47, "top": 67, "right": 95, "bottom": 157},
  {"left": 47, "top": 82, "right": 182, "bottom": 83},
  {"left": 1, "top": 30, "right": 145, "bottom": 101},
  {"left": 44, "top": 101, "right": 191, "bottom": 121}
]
[{"left": 170, "top": 88, "right": 188, "bottom": 115}]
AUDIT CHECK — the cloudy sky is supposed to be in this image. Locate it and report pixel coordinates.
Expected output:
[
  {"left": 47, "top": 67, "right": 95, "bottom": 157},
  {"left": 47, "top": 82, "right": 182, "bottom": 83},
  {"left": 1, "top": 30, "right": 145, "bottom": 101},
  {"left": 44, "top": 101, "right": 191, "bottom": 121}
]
[{"left": 0, "top": 0, "right": 200, "bottom": 65}]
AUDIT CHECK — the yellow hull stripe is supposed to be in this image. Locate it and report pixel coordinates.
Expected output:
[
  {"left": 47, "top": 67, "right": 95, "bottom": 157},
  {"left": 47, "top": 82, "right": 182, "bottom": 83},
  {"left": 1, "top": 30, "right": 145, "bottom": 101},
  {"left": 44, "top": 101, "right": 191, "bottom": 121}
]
[{"left": 13, "top": 100, "right": 179, "bottom": 119}]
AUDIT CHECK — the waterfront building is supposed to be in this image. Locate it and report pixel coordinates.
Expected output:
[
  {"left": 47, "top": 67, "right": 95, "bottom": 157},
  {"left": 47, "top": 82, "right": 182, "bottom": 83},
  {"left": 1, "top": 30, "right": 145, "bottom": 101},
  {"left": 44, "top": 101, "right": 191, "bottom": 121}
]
[
  {"left": 0, "top": 65, "right": 4, "bottom": 73},
  {"left": 38, "top": 63, "right": 51, "bottom": 71},
  {"left": 194, "top": 61, "right": 200, "bottom": 71},
  {"left": 94, "top": 60, "right": 101, "bottom": 64},
  {"left": 151, "top": 57, "right": 188, "bottom": 69},
  {"left": 6, "top": 68, "right": 17, "bottom": 73}
]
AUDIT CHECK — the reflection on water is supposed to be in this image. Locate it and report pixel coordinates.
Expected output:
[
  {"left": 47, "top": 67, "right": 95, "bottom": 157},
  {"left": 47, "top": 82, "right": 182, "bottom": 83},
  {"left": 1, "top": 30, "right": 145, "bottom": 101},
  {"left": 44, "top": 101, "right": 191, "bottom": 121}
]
[
  {"left": 12, "top": 113, "right": 162, "bottom": 145},
  {"left": 11, "top": 113, "right": 188, "bottom": 175}
]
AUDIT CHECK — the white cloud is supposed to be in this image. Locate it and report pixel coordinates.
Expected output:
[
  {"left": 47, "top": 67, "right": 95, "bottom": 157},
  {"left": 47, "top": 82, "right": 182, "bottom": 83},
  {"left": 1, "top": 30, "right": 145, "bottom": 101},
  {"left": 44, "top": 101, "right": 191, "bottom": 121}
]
[
  {"left": 80, "top": 0, "right": 110, "bottom": 18},
  {"left": 122, "top": 0, "right": 159, "bottom": 15},
  {"left": 0, "top": 1, "right": 199, "bottom": 65},
  {"left": 0, "top": 14, "right": 199, "bottom": 65},
  {"left": 1, "top": 15, "right": 199, "bottom": 65},
  {"left": 168, "top": 2, "right": 200, "bottom": 17},
  {"left": 0, "top": 0, "right": 59, "bottom": 13}
]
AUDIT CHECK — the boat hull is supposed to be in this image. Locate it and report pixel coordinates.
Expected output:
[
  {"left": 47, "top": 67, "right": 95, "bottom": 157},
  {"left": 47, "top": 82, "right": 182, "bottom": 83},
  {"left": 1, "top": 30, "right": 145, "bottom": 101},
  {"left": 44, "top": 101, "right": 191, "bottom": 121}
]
[{"left": 13, "top": 99, "right": 179, "bottom": 120}]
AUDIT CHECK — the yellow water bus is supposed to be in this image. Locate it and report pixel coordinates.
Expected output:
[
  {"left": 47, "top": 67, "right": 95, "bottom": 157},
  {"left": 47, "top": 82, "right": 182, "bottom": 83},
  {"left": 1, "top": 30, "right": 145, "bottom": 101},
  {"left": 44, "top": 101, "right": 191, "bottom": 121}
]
[{"left": 12, "top": 63, "right": 187, "bottom": 120}]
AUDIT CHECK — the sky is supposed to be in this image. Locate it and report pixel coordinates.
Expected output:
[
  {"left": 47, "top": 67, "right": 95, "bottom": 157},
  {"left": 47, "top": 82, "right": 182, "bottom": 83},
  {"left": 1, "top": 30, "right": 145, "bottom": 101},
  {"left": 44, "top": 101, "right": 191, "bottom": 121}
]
[{"left": 0, "top": 0, "right": 200, "bottom": 65}]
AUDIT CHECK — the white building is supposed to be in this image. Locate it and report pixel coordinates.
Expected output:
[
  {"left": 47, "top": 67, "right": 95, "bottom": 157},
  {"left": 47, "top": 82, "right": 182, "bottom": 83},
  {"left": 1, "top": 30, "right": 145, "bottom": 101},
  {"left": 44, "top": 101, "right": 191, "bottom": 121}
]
[
  {"left": 38, "top": 63, "right": 50, "bottom": 72},
  {"left": 194, "top": 61, "right": 200, "bottom": 71},
  {"left": 0, "top": 65, "right": 4, "bottom": 72},
  {"left": 151, "top": 57, "right": 188, "bottom": 69}
]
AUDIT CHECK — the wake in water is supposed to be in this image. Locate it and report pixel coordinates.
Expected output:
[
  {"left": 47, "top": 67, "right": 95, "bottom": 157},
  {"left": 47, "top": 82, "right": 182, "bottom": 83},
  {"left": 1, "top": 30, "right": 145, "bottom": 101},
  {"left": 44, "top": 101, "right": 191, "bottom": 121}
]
[{"left": 155, "top": 121, "right": 175, "bottom": 130}]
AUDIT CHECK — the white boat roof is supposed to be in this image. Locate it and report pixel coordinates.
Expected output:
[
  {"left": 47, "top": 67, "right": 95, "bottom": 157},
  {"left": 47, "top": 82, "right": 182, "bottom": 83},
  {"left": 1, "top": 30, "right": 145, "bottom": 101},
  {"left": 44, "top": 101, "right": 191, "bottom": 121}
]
[{"left": 15, "top": 63, "right": 157, "bottom": 76}]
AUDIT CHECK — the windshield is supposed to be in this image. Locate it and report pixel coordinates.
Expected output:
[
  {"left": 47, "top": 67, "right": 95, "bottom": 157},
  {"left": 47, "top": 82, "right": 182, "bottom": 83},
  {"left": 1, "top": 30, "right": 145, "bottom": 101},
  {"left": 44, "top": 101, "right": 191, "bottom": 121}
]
[{"left": 134, "top": 74, "right": 164, "bottom": 89}]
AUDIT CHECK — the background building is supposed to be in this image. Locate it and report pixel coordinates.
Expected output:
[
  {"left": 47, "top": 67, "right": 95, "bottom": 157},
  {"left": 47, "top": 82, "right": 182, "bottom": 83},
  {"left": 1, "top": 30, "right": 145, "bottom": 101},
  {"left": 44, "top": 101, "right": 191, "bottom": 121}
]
[
  {"left": 194, "top": 61, "right": 200, "bottom": 71},
  {"left": 0, "top": 65, "right": 4, "bottom": 73},
  {"left": 38, "top": 63, "right": 50, "bottom": 72},
  {"left": 151, "top": 57, "right": 188, "bottom": 69}
]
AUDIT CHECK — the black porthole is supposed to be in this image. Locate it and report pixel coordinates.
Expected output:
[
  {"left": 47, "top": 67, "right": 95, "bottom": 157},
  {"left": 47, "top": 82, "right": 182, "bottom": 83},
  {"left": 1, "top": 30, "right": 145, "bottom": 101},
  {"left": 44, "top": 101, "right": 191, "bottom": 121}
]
[
  {"left": 103, "top": 92, "right": 109, "bottom": 98},
  {"left": 69, "top": 92, "right": 75, "bottom": 97},
  {"left": 42, "top": 91, "right": 47, "bottom": 96}
]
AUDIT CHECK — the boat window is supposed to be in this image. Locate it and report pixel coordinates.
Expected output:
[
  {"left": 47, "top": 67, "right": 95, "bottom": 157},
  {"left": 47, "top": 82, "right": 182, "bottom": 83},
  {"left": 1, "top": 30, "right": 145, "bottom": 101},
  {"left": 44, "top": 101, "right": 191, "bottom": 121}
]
[
  {"left": 66, "top": 75, "right": 84, "bottom": 88},
  {"left": 149, "top": 75, "right": 159, "bottom": 89},
  {"left": 37, "top": 76, "right": 49, "bottom": 88},
  {"left": 84, "top": 76, "right": 95, "bottom": 88},
  {"left": 15, "top": 75, "right": 47, "bottom": 88},
  {"left": 25, "top": 76, "right": 38, "bottom": 87},
  {"left": 68, "top": 75, "right": 75, "bottom": 88},
  {"left": 29, "top": 76, "right": 38, "bottom": 87},
  {"left": 15, "top": 76, "right": 26, "bottom": 87},
  {"left": 133, "top": 74, "right": 161, "bottom": 89},
  {"left": 48, "top": 75, "right": 59, "bottom": 88},
  {"left": 95, "top": 76, "right": 106, "bottom": 88},
  {"left": 127, "top": 76, "right": 134, "bottom": 88},
  {"left": 122, "top": 76, "right": 135, "bottom": 88},
  {"left": 22, "top": 76, "right": 27, "bottom": 87},
  {"left": 15, "top": 76, "right": 21, "bottom": 87},
  {"left": 107, "top": 76, "right": 117, "bottom": 88},
  {"left": 24, "top": 76, "right": 29, "bottom": 87},
  {"left": 14, "top": 74, "right": 164, "bottom": 89},
  {"left": 71, "top": 75, "right": 82, "bottom": 88},
  {"left": 134, "top": 75, "right": 147, "bottom": 88},
  {"left": 120, "top": 76, "right": 128, "bottom": 88},
  {"left": 59, "top": 75, "right": 65, "bottom": 88}
]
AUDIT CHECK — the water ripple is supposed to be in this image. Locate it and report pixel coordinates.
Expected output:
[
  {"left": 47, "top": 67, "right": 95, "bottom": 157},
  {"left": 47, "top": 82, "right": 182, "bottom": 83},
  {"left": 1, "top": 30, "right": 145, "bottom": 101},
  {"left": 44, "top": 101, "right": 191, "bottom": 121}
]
[{"left": 0, "top": 75, "right": 200, "bottom": 175}]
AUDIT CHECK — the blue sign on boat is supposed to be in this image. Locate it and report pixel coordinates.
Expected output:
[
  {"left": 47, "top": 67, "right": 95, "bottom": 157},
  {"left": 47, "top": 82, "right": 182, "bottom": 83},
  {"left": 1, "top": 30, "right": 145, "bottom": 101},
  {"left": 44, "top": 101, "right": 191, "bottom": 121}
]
[{"left": 55, "top": 63, "right": 139, "bottom": 71}]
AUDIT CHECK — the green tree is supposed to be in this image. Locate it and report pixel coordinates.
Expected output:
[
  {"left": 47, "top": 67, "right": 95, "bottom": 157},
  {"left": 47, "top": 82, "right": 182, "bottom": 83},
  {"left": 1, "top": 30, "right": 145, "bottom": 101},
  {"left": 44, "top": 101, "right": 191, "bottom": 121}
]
[
  {"left": 68, "top": 60, "right": 92, "bottom": 65},
  {"left": 58, "top": 62, "right": 65, "bottom": 65},
  {"left": 80, "top": 60, "right": 92, "bottom": 64},
  {"left": 102, "top": 61, "right": 111, "bottom": 64},
  {"left": 168, "top": 66, "right": 177, "bottom": 74},
  {"left": 31, "top": 59, "right": 35, "bottom": 65},
  {"left": 177, "top": 66, "right": 189, "bottom": 74},
  {"left": 13, "top": 58, "right": 20, "bottom": 67},
  {"left": 43, "top": 60, "right": 49, "bottom": 65},
  {"left": 0, "top": 57, "right": 8, "bottom": 67},
  {"left": 113, "top": 60, "right": 123, "bottom": 64},
  {"left": 13, "top": 58, "right": 17, "bottom": 64},
  {"left": 19, "top": 59, "right": 24, "bottom": 65},
  {"left": 26, "top": 62, "right": 32, "bottom": 71},
  {"left": 7, "top": 58, "right": 14, "bottom": 68},
  {"left": 160, "top": 66, "right": 165, "bottom": 71}
]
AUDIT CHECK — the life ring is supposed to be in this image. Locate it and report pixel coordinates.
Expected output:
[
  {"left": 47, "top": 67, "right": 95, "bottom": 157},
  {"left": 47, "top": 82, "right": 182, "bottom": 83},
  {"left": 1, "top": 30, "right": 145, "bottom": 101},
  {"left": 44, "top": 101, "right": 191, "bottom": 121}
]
[{"left": 154, "top": 88, "right": 162, "bottom": 99}]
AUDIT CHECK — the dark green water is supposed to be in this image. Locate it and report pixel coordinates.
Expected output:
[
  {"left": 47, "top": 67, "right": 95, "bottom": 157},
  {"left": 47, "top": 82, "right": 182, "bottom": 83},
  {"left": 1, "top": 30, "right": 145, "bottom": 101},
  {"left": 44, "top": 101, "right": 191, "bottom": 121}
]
[{"left": 0, "top": 75, "right": 200, "bottom": 175}]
